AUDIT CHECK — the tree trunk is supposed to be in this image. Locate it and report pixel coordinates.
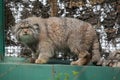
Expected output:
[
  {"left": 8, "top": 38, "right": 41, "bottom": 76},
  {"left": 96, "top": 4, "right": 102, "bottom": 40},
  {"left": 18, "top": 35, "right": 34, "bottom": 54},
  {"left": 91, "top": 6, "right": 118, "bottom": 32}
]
[{"left": 48, "top": 0, "right": 58, "bottom": 17}]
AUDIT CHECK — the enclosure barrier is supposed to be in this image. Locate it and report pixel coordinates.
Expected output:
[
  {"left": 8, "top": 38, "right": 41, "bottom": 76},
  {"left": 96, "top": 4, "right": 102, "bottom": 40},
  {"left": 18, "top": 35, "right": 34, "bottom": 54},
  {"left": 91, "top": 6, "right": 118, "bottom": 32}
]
[
  {"left": 0, "top": 0, "right": 4, "bottom": 61},
  {"left": 0, "top": 0, "right": 120, "bottom": 80}
]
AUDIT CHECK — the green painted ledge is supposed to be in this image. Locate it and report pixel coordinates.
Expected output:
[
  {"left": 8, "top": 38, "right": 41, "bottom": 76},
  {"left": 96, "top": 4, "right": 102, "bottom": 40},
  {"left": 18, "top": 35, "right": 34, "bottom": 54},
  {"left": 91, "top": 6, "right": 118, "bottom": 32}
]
[{"left": 0, "top": 57, "right": 120, "bottom": 80}]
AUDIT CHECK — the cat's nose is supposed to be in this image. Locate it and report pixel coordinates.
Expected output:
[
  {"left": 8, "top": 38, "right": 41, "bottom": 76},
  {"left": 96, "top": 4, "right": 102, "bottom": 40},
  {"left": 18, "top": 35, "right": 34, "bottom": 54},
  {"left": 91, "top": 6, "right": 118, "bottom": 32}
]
[{"left": 23, "top": 29, "right": 28, "bottom": 34}]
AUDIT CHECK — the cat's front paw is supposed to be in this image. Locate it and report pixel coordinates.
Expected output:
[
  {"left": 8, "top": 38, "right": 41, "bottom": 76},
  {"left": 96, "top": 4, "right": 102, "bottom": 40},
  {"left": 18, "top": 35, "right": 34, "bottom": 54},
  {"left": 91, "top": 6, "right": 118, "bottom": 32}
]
[{"left": 35, "top": 58, "right": 47, "bottom": 64}]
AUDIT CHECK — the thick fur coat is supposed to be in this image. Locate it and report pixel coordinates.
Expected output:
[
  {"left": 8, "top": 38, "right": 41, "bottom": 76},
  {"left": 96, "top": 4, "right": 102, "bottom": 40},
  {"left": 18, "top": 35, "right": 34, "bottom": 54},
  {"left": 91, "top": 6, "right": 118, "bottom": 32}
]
[{"left": 13, "top": 17, "right": 101, "bottom": 65}]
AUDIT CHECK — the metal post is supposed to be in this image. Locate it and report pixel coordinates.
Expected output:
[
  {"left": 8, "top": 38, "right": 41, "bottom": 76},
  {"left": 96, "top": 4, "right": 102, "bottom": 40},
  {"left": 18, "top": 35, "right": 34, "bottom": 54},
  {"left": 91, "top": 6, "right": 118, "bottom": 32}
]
[{"left": 0, "top": 0, "right": 5, "bottom": 61}]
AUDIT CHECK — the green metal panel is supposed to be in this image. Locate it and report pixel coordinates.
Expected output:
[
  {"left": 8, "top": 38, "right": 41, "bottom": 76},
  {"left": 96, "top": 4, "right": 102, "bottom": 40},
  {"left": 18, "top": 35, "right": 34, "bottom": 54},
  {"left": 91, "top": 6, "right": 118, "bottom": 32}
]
[
  {"left": 0, "top": 0, "right": 5, "bottom": 60},
  {"left": 1, "top": 57, "right": 120, "bottom": 80},
  {"left": 54, "top": 65, "right": 120, "bottom": 80},
  {"left": 0, "top": 62, "right": 120, "bottom": 80}
]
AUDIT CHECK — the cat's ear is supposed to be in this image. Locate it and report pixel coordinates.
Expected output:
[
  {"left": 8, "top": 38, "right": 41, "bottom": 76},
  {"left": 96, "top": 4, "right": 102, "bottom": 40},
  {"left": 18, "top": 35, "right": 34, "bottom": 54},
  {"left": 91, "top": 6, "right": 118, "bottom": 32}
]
[{"left": 33, "top": 24, "right": 40, "bottom": 33}]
